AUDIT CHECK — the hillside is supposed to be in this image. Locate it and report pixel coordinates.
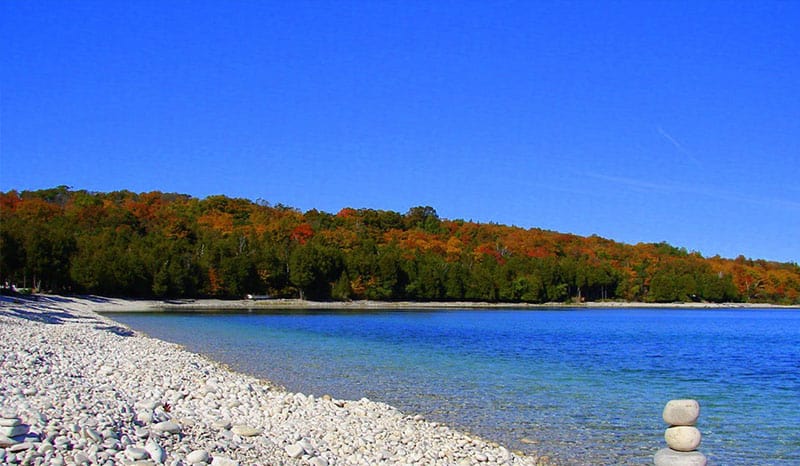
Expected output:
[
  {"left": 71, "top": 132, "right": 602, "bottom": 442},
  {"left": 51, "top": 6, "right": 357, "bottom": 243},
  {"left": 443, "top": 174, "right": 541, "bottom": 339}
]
[{"left": 1, "top": 186, "right": 798, "bottom": 304}]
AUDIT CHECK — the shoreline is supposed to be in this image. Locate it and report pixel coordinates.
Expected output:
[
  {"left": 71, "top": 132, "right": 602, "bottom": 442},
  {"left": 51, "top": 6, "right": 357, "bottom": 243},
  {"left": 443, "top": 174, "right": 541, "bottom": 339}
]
[
  {"left": 0, "top": 295, "right": 550, "bottom": 465},
  {"left": 36, "top": 295, "right": 799, "bottom": 313}
]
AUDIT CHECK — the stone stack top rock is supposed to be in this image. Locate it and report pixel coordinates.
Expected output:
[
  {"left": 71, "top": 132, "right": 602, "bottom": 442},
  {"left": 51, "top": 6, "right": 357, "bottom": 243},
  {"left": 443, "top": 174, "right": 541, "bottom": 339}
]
[{"left": 663, "top": 399, "right": 700, "bottom": 427}]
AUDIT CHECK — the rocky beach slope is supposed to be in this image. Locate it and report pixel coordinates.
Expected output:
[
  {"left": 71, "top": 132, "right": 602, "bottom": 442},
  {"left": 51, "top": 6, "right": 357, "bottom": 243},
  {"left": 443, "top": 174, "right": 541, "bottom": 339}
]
[{"left": 0, "top": 295, "right": 546, "bottom": 466}]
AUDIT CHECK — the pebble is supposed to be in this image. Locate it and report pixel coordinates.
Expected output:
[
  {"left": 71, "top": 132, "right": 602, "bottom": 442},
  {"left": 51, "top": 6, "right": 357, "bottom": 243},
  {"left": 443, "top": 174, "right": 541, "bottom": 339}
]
[
  {"left": 146, "top": 440, "right": 167, "bottom": 463},
  {"left": 654, "top": 448, "right": 708, "bottom": 466},
  {"left": 297, "top": 438, "right": 314, "bottom": 454},
  {"left": 126, "top": 446, "right": 150, "bottom": 460},
  {"left": 663, "top": 399, "right": 700, "bottom": 426},
  {"left": 152, "top": 421, "right": 182, "bottom": 434},
  {"left": 212, "top": 420, "right": 231, "bottom": 430},
  {"left": 285, "top": 443, "right": 304, "bottom": 459},
  {"left": 230, "top": 425, "right": 262, "bottom": 437},
  {"left": 664, "top": 426, "right": 702, "bottom": 452},
  {"left": 73, "top": 451, "right": 90, "bottom": 464},
  {"left": 186, "top": 449, "right": 210, "bottom": 463},
  {"left": 84, "top": 427, "right": 102, "bottom": 442},
  {"left": 0, "top": 424, "right": 29, "bottom": 437},
  {"left": 7, "top": 442, "right": 34, "bottom": 453}
]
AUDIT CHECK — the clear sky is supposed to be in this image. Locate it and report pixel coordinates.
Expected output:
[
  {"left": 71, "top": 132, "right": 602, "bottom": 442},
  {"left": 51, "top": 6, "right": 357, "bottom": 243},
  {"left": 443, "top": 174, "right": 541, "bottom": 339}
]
[{"left": 1, "top": 1, "right": 798, "bottom": 263}]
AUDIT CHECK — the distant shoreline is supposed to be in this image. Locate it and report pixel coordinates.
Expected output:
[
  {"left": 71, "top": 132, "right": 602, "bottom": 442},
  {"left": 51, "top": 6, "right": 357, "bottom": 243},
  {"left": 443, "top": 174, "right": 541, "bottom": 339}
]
[{"left": 47, "top": 295, "right": 800, "bottom": 312}]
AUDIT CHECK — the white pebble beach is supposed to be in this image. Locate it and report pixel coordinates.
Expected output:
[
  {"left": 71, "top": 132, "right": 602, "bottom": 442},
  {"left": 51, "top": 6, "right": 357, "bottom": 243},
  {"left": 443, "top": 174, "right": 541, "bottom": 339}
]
[{"left": 0, "top": 295, "right": 548, "bottom": 466}]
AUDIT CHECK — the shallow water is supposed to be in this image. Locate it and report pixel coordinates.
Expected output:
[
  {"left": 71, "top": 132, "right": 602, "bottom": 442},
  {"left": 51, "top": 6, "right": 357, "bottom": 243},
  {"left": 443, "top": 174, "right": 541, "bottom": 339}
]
[{"left": 108, "top": 308, "right": 800, "bottom": 465}]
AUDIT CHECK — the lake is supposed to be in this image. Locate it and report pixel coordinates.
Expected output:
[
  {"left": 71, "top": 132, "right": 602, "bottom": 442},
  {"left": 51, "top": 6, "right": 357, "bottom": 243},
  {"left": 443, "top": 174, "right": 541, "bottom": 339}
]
[{"left": 106, "top": 308, "right": 800, "bottom": 465}]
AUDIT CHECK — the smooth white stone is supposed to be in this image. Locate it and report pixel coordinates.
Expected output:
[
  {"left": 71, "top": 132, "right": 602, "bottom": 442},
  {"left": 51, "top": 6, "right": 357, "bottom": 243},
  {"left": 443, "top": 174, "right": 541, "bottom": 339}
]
[
  {"left": 665, "top": 426, "right": 702, "bottom": 452},
  {"left": 298, "top": 438, "right": 314, "bottom": 454},
  {"left": 230, "top": 425, "right": 262, "bottom": 437},
  {"left": 212, "top": 420, "right": 231, "bottom": 430},
  {"left": 186, "top": 449, "right": 209, "bottom": 464},
  {"left": 73, "top": 451, "right": 90, "bottom": 464},
  {"left": 83, "top": 428, "right": 102, "bottom": 443},
  {"left": 309, "top": 457, "right": 328, "bottom": 466},
  {"left": 137, "top": 400, "right": 160, "bottom": 411},
  {"left": 663, "top": 400, "right": 700, "bottom": 426},
  {"left": 0, "top": 435, "right": 20, "bottom": 446},
  {"left": 136, "top": 412, "right": 154, "bottom": 424},
  {"left": 654, "top": 447, "right": 708, "bottom": 466},
  {"left": 7, "top": 442, "right": 34, "bottom": 452},
  {"left": 285, "top": 443, "right": 304, "bottom": 459},
  {"left": 125, "top": 446, "right": 150, "bottom": 460},
  {"left": 145, "top": 440, "right": 166, "bottom": 463},
  {"left": 0, "top": 425, "right": 28, "bottom": 437},
  {"left": 0, "top": 418, "right": 21, "bottom": 427},
  {"left": 151, "top": 421, "right": 181, "bottom": 434},
  {"left": 38, "top": 441, "right": 54, "bottom": 454}
]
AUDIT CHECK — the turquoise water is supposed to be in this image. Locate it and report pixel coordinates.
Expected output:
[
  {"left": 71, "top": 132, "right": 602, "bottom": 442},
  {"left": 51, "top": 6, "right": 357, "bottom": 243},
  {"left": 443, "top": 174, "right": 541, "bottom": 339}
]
[{"left": 107, "top": 309, "right": 800, "bottom": 465}]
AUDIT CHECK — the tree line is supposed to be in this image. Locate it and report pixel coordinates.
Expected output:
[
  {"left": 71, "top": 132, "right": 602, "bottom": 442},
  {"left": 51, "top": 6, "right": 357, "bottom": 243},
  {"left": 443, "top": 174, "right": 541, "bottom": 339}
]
[{"left": 1, "top": 187, "right": 798, "bottom": 304}]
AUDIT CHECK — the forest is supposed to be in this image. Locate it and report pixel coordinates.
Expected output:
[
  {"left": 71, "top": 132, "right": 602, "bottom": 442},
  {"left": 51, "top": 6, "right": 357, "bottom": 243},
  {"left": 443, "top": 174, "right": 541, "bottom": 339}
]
[{"left": 1, "top": 186, "right": 798, "bottom": 304}]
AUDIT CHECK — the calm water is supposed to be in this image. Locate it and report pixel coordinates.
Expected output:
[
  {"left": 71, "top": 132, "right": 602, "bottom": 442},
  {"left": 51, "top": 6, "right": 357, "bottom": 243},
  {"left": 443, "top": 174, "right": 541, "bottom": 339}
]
[{"left": 107, "top": 308, "right": 800, "bottom": 465}]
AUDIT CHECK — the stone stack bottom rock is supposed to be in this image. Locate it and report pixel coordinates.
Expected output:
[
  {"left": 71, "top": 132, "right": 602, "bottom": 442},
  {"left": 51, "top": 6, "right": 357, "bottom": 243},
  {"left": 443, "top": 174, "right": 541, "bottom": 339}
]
[{"left": 654, "top": 399, "right": 707, "bottom": 466}]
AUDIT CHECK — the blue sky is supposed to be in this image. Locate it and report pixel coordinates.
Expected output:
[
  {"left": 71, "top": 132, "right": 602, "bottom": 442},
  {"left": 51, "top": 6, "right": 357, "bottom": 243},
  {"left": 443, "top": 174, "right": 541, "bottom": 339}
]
[{"left": 1, "top": 1, "right": 798, "bottom": 262}]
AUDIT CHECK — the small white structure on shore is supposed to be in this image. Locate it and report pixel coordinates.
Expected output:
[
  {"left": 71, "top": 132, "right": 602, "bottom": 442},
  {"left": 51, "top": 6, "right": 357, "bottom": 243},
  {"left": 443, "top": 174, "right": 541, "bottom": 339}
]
[
  {"left": 245, "top": 294, "right": 271, "bottom": 300},
  {"left": 655, "top": 399, "right": 707, "bottom": 466}
]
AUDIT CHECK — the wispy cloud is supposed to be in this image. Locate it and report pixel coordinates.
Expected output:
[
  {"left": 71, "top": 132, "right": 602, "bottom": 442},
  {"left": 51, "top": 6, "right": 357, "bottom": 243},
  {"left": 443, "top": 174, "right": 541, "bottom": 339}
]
[
  {"left": 583, "top": 172, "right": 800, "bottom": 211},
  {"left": 657, "top": 126, "right": 702, "bottom": 168},
  {"left": 584, "top": 173, "right": 675, "bottom": 193}
]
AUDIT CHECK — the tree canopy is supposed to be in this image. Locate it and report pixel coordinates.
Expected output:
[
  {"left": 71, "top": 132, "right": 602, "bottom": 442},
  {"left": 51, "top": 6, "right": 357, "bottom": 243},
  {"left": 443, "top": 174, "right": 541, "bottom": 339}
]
[{"left": 1, "top": 187, "right": 798, "bottom": 304}]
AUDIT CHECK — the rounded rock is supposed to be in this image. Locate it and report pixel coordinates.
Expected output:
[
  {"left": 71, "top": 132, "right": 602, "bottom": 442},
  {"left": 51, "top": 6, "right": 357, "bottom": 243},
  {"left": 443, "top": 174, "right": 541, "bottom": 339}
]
[
  {"left": 285, "top": 443, "right": 304, "bottom": 459},
  {"left": 125, "top": 446, "right": 150, "bottom": 461},
  {"left": 0, "top": 424, "right": 29, "bottom": 438},
  {"left": 230, "top": 425, "right": 262, "bottom": 437},
  {"left": 73, "top": 451, "right": 90, "bottom": 464},
  {"left": 664, "top": 426, "right": 702, "bottom": 452},
  {"left": 212, "top": 420, "right": 231, "bottom": 430},
  {"left": 0, "top": 418, "right": 22, "bottom": 427},
  {"left": 663, "top": 400, "right": 700, "bottom": 426},
  {"left": 145, "top": 440, "right": 166, "bottom": 464},
  {"left": 654, "top": 447, "right": 707, "bottom": 466},
  {"left": 152, "top": 421, "right": 181, "bottom": 434},
  {"left": 7, "top": 442, "right": 34, "bottom": 453},
  {"left": 186, "top": 449, "right": 210, "bottom": 464}
]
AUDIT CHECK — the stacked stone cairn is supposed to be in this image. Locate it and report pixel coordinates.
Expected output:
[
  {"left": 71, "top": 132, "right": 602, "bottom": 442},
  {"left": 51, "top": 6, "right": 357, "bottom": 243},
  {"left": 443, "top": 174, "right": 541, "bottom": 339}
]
[
  {"left": 654, "top": 399, "right": 707, "bottom": 466},
  {"left": 0, "top": 410, "right": 34, "bottom": 461}
]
